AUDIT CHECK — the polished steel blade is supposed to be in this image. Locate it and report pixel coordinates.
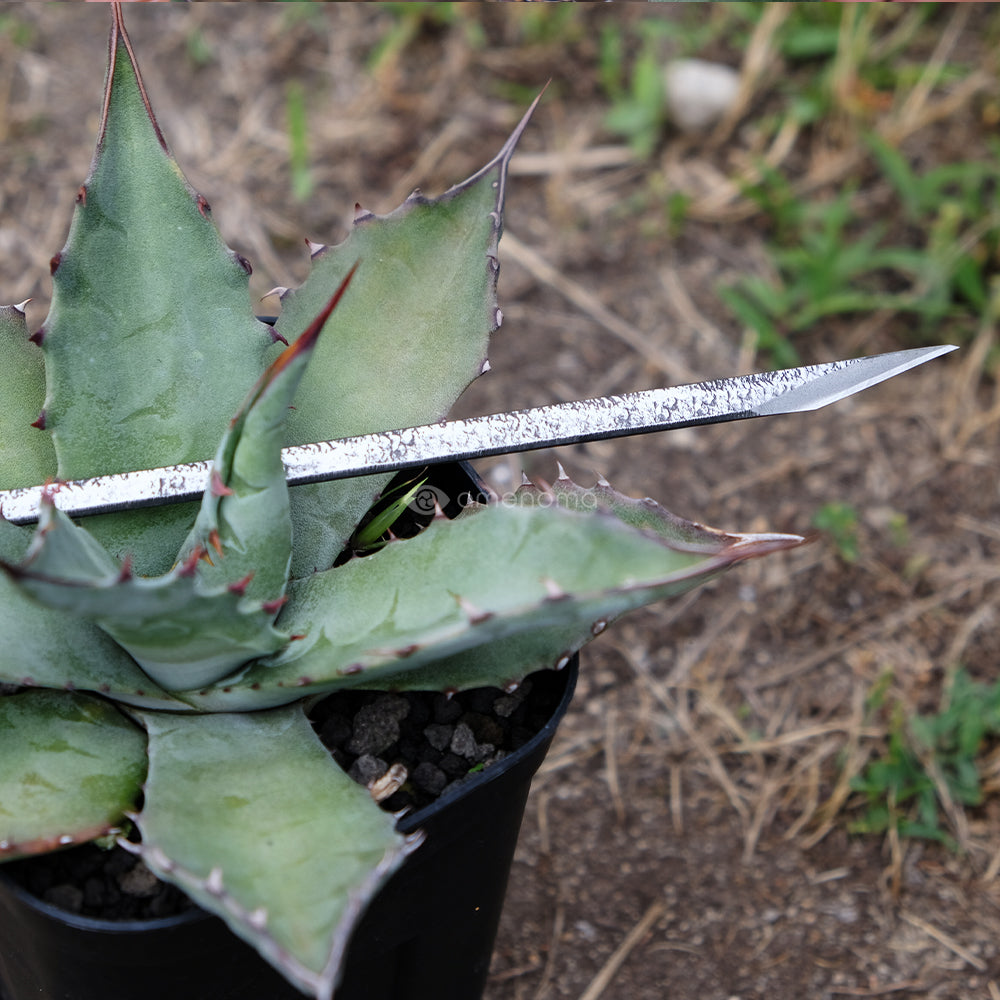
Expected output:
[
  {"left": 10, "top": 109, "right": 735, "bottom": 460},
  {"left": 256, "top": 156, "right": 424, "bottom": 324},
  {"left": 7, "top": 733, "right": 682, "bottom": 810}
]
[{"left": 0, "top": 344, "right": 956, "bottom": 526}]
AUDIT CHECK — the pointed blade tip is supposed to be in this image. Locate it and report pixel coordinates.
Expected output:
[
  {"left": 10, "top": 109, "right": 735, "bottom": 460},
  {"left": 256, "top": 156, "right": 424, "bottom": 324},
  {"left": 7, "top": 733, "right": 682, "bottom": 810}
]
[{"left": 757, "top": 344, "right": 959, "bottom": 417}]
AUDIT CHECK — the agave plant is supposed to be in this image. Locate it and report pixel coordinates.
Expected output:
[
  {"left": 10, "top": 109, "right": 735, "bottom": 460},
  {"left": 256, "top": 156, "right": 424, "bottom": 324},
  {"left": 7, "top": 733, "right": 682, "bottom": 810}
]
[{"left": 0, "top": 8, "right": 802, "bottom": 999}]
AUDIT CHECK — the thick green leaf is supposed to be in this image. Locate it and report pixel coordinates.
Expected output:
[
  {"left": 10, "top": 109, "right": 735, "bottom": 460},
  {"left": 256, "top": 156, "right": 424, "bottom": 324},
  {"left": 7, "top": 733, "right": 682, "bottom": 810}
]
[
  {"left": 2, "top": 279, "right": 362, "bottom": 691},
  {"left": 133, "top": 707, "right": 414, "bottom": 1000},
  {"left": 0, "top": 690, "right": 146, "bottom": 861},
  {"left": 37, "top": 11, "right": 277, "bottom": 573},
  {"left": 0, "top": 518, "right": 182, "bottom": 708},
  {"left": 0, "top": 303, "right": 56, "bottom": 492},
  {"left": 177, "top": 266, "right": 359, "bottom": 606},
  {"left": 182, "top": 496, "right": 802, "bottom": 710},
  {"left": 273, "top": 98, "right": 539, "bottom": 576},
  {"left": 3, "top": 503, "right": 288, "bottom": 691}
]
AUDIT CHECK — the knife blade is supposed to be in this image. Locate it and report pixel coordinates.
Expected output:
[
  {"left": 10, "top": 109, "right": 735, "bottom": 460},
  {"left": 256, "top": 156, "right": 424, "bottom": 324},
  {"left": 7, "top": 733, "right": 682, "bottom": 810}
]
[{"left": 0, "top": 344, "right": 956, "bottom": 526}]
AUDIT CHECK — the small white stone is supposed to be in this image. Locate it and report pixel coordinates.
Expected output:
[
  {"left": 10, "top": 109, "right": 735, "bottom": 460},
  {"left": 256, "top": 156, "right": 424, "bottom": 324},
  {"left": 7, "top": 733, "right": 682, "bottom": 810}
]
[{"left": 663, "top": 59, "right": 740, "bottom": 132}]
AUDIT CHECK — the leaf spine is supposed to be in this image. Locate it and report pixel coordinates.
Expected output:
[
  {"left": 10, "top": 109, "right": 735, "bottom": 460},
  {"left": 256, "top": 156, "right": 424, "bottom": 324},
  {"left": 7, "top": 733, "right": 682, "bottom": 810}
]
[
  {"left": 455, "top": 593, "right": 493, "bottom": 625},
  {"left": 177, "top": 547, "right": 204, "bottom": 577},
  {"left": 261, "top": 595, "right": 289, "bottom": 615},
  {"left": 30, "top": 409, "right": 46, "bottom": 430},
  {"left": 227, "top": 573, "right": 254, "bottom": 596},
  {"left": 208, "top": 529, "right": 223, "bottom": 556},
  {"left": 205, "top": 866, "right": 225, "bottom": 896},
  {"left": 210, "top": 469, "right": 235, "bottom": 497}
]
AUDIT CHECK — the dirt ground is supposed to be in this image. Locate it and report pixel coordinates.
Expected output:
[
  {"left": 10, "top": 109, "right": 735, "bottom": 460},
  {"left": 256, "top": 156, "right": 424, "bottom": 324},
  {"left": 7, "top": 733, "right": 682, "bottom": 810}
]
[{"left": 1, "top": 4, "right": 999, "bottom": 1000}]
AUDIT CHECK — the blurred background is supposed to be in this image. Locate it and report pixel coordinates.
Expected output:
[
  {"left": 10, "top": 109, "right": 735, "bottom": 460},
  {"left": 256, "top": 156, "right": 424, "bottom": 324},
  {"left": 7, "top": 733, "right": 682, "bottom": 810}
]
[{"left": 0, "top": 4, "right": 998, "bottom": 997}]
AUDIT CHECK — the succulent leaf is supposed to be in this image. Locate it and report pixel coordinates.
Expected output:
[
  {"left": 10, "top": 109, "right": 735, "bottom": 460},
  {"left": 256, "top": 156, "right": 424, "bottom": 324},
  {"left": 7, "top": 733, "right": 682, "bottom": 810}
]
[
  {"left": 0, "top": 303, "right": 56, "bottom": 492},
  {"left": 3, "top": 500, "right": 288, "bottom": 692},
  {"left": 180, "top": 491, "right": 802, "bottom": 710},
  {"left": 178, "top": 266, "right": 360, "bottom": 605},
  {"left": 1, "top": 273, "right": 361, "bottom": 692},
  {"left": 0, "top": 518, "right": 182, "bottom": 708},
  {"left": 272, "top": 98, "right": 539, "bottom": 577},
  {"left": 37, "top": 8, "right": 278, "bottom": 573},
  {"left": 132, "top": 706, "right": 414, "bottom": 1000},
  {"left": 0, "top": 690, "right": 146, "bottom": 861}
]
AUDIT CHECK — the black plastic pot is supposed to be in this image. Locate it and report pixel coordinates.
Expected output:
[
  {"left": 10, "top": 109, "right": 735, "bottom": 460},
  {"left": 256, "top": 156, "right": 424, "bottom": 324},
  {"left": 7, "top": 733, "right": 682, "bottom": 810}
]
[{"left": 0, "top": 657, "right": 576, "bottom": 1000}]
